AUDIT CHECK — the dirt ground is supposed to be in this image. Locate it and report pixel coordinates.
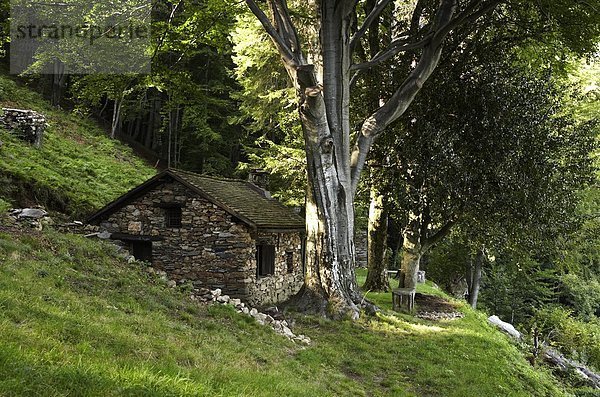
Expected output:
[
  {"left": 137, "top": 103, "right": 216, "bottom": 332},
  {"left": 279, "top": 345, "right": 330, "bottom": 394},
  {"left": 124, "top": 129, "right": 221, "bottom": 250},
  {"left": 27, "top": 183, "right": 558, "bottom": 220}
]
[{"left": 414, "top": 293, "right": 460, "bottom": 313}]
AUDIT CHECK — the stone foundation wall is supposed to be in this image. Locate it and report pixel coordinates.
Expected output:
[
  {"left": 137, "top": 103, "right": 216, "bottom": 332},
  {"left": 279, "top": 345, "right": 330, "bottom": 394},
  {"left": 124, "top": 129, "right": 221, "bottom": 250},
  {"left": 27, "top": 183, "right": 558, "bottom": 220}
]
[
  {"left": 1, "top": 108, "right": 46, "bottom": 147},
  {"left": 97, "top": 179, "right": 304, "bottom": 305},
  {"left": 248, "top": 231, "right": 304, "bottom": 307}
]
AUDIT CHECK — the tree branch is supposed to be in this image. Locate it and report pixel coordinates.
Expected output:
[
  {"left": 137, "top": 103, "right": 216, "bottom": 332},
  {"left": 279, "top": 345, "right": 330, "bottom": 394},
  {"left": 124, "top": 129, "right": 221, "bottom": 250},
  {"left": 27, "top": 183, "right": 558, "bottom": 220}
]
[
  {"left": 410, "top": 0, "right": 427, "bottom": 34},
  {"left": 349, "top": 0, "right": 393, "bottom": 53},
  {"left": 245, "top": 0, "right": 298, "bottom": 67},
  {"left": 270, "top": 0, "right": 302, "bottom": 55},
  {"left": 434, "top": 0, "right": 502, "bottom": 43},
  {"left": 350, "top": 33, "right": 432, "bottom": 72},
  {"left": 350, "top": 133, "right": 373, "bottom": 191},
  {"left": 350, "top": 0, "right": 458, "bottom": 194},
  {"left": 350, "top": 0, "right": 502, "bottom": 195},
  {"left": 422, "top": 218, "right": 458, "bottom": 251}
]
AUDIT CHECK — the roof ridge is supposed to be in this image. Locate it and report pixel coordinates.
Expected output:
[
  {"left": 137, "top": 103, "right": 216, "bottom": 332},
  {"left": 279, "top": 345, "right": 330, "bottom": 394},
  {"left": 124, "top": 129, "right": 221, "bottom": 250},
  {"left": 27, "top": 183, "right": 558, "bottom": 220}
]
[
  {"left": 170, "top": 168, "right": 288, "bottom": 205},
  {"left": 169, "top": 168, "right": 249, "bottom": 184}
]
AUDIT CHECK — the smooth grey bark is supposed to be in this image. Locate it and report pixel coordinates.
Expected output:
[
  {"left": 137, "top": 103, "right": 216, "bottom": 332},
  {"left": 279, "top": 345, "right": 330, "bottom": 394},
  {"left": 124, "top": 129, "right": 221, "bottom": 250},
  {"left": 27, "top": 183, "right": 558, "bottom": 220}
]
[
  {"left": 110, "top": 95, "right": 123, "bottom": 139},
  {"left": 364, "top": 186, "right": 389, "bottom": 291},
  {"left": 466, "top": 247, "right": 485, "bottom": 309},
  {"left": 245, "top": 0, "right": 499, "bottom": 316}
]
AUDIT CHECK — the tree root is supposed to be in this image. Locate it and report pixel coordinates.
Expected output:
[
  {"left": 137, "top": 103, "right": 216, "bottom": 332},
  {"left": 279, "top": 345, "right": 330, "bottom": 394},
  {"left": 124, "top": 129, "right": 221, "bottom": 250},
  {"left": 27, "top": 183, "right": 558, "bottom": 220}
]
[{"left": 282, "top": 286, "right": 379, "bottom": 319}]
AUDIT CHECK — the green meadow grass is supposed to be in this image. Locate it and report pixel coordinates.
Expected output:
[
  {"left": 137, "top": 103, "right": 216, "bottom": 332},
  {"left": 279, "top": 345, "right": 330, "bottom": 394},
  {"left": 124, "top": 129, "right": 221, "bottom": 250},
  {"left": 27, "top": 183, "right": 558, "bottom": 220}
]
[
  {"left": 0, "top": 230, "right": 568, "bottom": 396},
  {"left": 0, "top": 73, "right": 155, "bottom": 216}
]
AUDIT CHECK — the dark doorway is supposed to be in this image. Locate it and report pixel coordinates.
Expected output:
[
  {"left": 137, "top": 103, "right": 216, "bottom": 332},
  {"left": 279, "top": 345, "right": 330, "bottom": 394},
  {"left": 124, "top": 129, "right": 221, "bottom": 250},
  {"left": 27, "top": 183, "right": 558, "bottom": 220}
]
[
  {"left": 256, "top": 244, "right": 275, "bottom": 276},
  {"left": 130, "top": 240, "right": 152, "bottom": 263}
]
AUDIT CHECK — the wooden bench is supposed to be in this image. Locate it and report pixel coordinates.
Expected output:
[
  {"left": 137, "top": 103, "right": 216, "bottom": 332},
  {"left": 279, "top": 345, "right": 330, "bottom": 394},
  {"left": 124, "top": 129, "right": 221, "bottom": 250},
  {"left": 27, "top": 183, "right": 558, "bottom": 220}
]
[{"left": 392, "top": 288, "right": 416, "bottom": 312}]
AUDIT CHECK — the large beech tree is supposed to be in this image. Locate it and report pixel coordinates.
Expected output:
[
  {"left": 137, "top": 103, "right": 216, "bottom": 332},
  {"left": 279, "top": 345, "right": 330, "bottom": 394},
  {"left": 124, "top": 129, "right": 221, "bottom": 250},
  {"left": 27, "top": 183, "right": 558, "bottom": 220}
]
[{"left": 244, "top": 0, "right": 600, "bottom": 317}]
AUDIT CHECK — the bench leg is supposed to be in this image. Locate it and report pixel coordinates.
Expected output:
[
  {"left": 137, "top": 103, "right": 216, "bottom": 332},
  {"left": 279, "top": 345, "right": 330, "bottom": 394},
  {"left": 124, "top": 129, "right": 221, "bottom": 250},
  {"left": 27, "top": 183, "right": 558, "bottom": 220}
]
[{"left": 392, "top": 290, "right": 416, "bottom": 313}]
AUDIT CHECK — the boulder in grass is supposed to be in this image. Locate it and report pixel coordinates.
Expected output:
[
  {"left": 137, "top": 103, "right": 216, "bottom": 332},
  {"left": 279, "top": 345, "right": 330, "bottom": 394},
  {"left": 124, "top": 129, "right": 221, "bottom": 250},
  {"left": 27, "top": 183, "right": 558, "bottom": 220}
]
[{"left": 488, "top": 315, "right": 521, "bottom": 339}]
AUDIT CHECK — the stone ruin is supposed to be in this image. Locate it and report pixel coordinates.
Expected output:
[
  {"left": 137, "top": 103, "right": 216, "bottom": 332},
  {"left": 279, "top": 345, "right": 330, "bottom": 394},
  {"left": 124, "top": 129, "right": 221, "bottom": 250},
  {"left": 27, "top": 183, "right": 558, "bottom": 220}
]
[
  {"left": 1, "top": 108, "right": 47, "bottom": 147},
  {"left": 1, "top": 206, "right": 312, "bottom": 345},
  {"left": 7, "top": 207, "right": 54, "bottom": 230}
]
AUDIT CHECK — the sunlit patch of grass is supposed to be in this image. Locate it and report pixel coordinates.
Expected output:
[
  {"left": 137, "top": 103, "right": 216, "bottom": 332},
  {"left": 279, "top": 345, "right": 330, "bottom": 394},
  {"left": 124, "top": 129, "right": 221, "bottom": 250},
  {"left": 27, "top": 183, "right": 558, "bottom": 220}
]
[
  {"left": 368, "top": 312, "right": 449, "bottom": 336},
  {"left": 356, "top": 267, "right": 453, "bottom": 311}
]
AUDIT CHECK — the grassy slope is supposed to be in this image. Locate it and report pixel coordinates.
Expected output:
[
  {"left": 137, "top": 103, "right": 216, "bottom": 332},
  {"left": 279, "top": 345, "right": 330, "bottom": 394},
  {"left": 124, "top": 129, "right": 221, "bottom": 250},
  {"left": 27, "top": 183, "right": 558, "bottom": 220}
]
[
  {"left": 0, "top": 70, "right": 570, "bottom": 396},
  {"left": 0, "top": 229, "right": 567, "bottom": 397},
  {"left": 0, "top": 73, "right": 155, "bottom": 216}
]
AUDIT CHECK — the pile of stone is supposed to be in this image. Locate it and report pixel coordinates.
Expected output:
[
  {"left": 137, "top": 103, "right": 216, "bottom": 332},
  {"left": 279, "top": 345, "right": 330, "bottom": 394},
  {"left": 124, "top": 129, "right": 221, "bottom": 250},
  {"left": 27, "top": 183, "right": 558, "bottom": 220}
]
[
  {"left": 1, "top": 108, "right": 47, "bottom": 147},
  {"left": 416, "top": 311, "right": 464, "bottom": 321},
  {"left": 144, "top": 266, "right": 311, "bottom": 344},
  {"left": 7, "top": 207, "right": 53, "bottom": 230}
]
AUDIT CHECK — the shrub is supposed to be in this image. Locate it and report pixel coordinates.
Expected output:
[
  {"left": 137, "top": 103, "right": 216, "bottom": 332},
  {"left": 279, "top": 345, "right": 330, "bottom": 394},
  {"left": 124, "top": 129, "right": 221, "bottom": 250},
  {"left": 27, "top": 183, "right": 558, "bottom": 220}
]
[
  {"left": 560, "top": 274, "right": 600, "bottom": 320},
  {"left": 533, "top": 306, "right": 600, "bottom": 371}
]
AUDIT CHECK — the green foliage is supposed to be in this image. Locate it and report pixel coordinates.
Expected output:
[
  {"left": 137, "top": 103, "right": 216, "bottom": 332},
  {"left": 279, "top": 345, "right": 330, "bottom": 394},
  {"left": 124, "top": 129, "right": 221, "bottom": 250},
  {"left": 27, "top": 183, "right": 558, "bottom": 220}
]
[
  {"left": 9, "top": 0, "right": 151, "bottom": 74},
  {"left": 479, "top": 251, "right": 559, "bottom": 327},
  {"left": 569, "top": 59, "right": 600, "bottom": 123},
  {"left": 241, "top": 133, "right": 306, "bottom": 206},
  {"left": 385, "top": 52, "right": 595, "bottom": 248},
  {"left": 59, "top": 0, "right": 242, "bottom": 174},
  {"left": 533, "top": 306, "right": 600, "bottom": 372},
  {"left": 0, "top": 73, "right": 155, "bottom": 216},
  {"left": 559, "top": 274, "right": 600, "bottom": 320},
  {"left": 530, "top": 1, "right": 600, "bottom": 55},
  {"left": 231, "top": 12, "right": 306, "bottom": 205},
  {"left": 425, "top": 235, "right": 472, "bottom": 296},
  {"left": 0, "top": 0, "right": 7, "bottom": 57},
  {"left": 0, "top": 197, "right": 11, "bottom": 212}
]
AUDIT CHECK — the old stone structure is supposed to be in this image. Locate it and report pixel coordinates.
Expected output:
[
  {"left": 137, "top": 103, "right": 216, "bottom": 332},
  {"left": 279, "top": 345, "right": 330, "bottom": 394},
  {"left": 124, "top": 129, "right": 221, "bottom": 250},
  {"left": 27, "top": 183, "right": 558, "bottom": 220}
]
[
  {"left": 88, "top": 169, "right": 305, "bottom": 306},
  {"left": 1, "top": 108, "right": 46, "bottom": 147}
]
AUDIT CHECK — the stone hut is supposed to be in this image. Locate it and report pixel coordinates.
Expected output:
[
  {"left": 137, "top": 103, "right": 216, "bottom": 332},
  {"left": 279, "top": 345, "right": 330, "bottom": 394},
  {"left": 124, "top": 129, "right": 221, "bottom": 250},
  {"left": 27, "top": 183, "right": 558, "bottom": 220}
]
[{"left": 87, "top": 169, "right": 306, "bottom": 306}]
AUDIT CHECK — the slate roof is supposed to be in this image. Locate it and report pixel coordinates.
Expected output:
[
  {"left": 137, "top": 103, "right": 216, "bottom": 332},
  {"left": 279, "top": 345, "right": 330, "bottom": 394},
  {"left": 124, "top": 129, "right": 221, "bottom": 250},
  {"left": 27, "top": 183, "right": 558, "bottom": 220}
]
[{"left": 88, "top": 169, "right": 305, "bottom": 231}]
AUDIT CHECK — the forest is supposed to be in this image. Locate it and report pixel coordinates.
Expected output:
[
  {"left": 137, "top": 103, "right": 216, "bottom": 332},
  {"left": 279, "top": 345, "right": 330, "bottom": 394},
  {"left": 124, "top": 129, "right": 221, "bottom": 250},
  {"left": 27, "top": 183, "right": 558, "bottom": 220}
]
[{"left": 0, "top": 0, "right": 599, "bottom": 395}]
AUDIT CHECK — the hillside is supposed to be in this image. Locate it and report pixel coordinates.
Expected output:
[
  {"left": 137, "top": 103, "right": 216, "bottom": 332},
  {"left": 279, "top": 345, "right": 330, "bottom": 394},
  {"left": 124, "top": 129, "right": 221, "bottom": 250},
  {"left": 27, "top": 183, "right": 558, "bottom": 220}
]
[
  {"left": 0, "top": 71, "right": 589, "bottom": 396},
  {"left": 0, "top": 72, "right": 155, "bottom": 217},
  {"left": 0, "top": 224, "right": 571, "bottom": 397}
]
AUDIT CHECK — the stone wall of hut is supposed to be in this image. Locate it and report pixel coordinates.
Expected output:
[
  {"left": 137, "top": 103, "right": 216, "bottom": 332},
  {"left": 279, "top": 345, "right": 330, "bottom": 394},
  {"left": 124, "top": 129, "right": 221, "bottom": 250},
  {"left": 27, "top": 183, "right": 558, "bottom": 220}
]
[
  {"left": 250, "top": 231, "right": 304, "bottom": 306},
  {"left": 97, "top": 179, "right": 303, "bottom": 306}
]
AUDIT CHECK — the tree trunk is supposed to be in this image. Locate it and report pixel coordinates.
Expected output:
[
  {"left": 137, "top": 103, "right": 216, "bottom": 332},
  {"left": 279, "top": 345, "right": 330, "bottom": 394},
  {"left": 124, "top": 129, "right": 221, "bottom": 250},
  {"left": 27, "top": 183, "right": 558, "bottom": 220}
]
[
  {"left": 467, "top": 247, "right": 484, "bottom": 309},
  {"left": 285, "top": 2, "right": 368, "bottom": 318},
  {"left": 399, "top": 211, "right": 422, "bottom": 289},
  {"left": 293, "top": 63, "right": 362, "bottom": 318},
  {"left": 51, "top": 60, "right": 66, "bottom": 108},
  {"left": 363, "top": 186, "right": 389, "bottom": 291},
  {"left": 111, "top": 96, "right": 123, "bottom": 139},
  {"left": 388, "top": 218, "right": 403, "bottom": 270}
]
